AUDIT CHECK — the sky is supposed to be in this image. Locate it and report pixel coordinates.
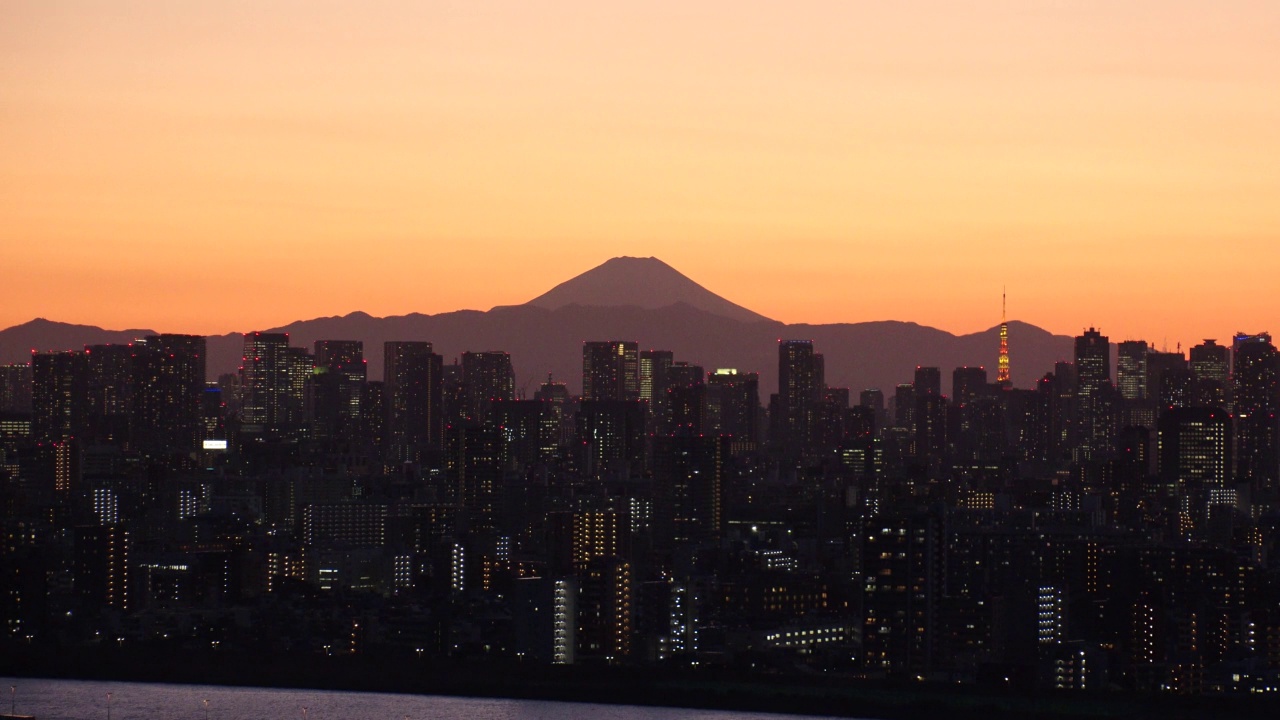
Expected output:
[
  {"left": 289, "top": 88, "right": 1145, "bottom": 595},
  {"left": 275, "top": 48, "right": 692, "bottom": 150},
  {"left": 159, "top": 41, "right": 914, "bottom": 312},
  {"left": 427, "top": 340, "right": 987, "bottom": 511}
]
[{"left": 3, "top": 1, "right": 1279, "bottom": 348}]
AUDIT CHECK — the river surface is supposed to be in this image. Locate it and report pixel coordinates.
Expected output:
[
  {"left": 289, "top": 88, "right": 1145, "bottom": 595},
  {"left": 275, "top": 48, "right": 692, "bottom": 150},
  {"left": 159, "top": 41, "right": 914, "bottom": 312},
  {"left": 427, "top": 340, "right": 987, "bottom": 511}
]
[{"left": 0, "top": 677, "right": 856, "bottom": 720}]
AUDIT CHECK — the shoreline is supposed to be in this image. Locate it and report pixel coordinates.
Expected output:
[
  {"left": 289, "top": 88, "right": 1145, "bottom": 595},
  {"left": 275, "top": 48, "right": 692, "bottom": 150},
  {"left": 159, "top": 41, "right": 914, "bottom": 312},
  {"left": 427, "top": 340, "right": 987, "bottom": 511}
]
[{"left": 2, "top": 643, "right": 1273, "bottom": 720}]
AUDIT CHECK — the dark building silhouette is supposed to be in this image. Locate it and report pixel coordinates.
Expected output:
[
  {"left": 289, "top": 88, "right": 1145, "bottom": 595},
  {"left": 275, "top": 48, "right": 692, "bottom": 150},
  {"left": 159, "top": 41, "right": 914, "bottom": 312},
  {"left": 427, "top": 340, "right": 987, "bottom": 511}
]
[
  {"left": 1232, "top": 333, "right": 1278, "bottom": 493},
  {"left": 384, "top": 341, "right": 443, "bottom": 461},
  {"left": 239, "top": 332, "right": 291, "bottom": 434},
  {"left": 1117, "top": 340, "right": 1149, "bottom": 401},
  {"left": 132, "top": 334, "right": 206, "bottom": 456},
  {"left": 461, "top": 351, "right": 515, "bottom": 424},
  {"left": 775, "top": 340, "right": 822, "bottom": 449},
  {"left": 0, "top": 363, "right": 33, "bottom": 413},
  {"left": 706, "top": 369, "right": 759, "bottom": 442},
  {"left": 32, "top": 351, "right": 89, "bottom": 444},
  {"left": 952, "top": 366, "right": 988, "bottom": 406},
  {"left": 1190, "top": 339, "right": 1230, "bottom": 408},
  {"left": 582, "top": 341, "right": 639, "bottom": 402},
  {"left": 312, "top": 340, "right": 365, "bottom": 442},
  {"left": 1075, "top": 328, "right": 1112, "bottom": 460}
]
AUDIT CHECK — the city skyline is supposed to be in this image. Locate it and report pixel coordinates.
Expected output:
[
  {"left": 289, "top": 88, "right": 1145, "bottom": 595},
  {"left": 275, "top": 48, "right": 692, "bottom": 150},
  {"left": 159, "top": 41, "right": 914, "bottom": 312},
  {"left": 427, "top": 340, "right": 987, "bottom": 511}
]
[{"left": 4, "top": 3, "right": 1279, "bottom": 343}]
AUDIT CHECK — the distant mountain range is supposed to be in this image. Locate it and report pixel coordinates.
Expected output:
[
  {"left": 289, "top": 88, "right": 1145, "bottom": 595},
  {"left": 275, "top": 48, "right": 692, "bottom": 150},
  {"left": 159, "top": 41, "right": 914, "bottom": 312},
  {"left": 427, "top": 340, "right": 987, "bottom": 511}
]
[{"left": 0, "top": 257, "right": 1073, "bottom": 396}]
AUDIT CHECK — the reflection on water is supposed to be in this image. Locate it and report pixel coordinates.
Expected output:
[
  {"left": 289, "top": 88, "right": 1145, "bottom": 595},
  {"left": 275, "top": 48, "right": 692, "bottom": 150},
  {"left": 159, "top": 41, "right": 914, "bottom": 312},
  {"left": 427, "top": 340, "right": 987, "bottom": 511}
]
[{"left": 0, "top": 677, "right": 851, "bottom": 720}]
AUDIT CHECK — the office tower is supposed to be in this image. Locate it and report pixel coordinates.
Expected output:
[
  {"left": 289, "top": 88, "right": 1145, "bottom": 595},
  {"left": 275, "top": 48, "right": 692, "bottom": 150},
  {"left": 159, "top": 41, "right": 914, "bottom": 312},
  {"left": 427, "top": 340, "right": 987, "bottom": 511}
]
[
  {"left": 312, "top": 340, "right": 365, "bottom": 441},
  {"left": 1190, "top": 339, "right": 1230, "bottom": 407},
  {"left": 775, "top": 340, "right": 821, "bottom": 449},
  {"left": 361, "top": 381, "right": 385, "bottom": 449},
  {"left": 1075, "top": 328, "right": 1112, "bottom": 460},
  {"left": 82, "top": 344, "right": 134, "bottom": 446},
  {"left": 132, "top": 334, "right": 206, "bottom": 455},
  {"left": 706, "top": 369, "right": 759, "bottom": 441},
  {"left": 534, "top": 374, "right": 570, "bottom": 405},
  {"left": 575, "top": 400, "right": 646, "bottom": 477},
  {"left": 490, "top": 399, "right": 561, "bottom": 469},
  {"left": 653, "top": 435, "right": 727, "bottom": 546},
  {"left": 1158, "top": 407, "right": 1231, "bottom": 494},
  {"left": 461, "top": 351, "right": 515, "bottom": 424},
  {"left": 199, "top": 386, "right": 226, "bottom": 447},
  {"left": 446, "top": 424, "right": 502, "bottom": 534},
  {"left": 997, "top": 291, "right": 1011, "bottom": 386},
  {"left": 0, "top": 364, "right": 33, "bottom": 413},
  {"left": 914, "top": 366, "right": 942, "bottom": 398},
  {"left": 1145, "top": 350, "right": 1187, "bottom": 406},
  {"left": 666, "top": 362, "right": 705, "bottom": 436},
  {"left": 1157, "top": 367, "right": 1196, "bottom": 410},
  {"left": 1232, "top": 333, "right": 1278, "bottom": 492},
  {"left": 1117, "top": 341, "right": 1149, "bottom": 401},
  {"left": 582, "top": 341, "right": 639, "bottom": 402},
  {"left": 893, "top": 383, "right": 916, "bottom": 430},
  {"left": 31, "top": 351, "right": 89, "bottom": 444},
  {"left": 384, "top": 341, "right": 444, "bottom": 460},
  {"left": 860, "top": 388, "right": 888, "bottom": 431},
  {"left": 639, "top": 350, "right": 673, "bottom": 418},
  {"left": 239, "top": 332, "right": 291, "bottom": 431},
  {"left": 282, "top": 347, "right": 312, "bottom": 428},
  {"left": 952, "top": 367, "right": 988, "bottom": 406}
]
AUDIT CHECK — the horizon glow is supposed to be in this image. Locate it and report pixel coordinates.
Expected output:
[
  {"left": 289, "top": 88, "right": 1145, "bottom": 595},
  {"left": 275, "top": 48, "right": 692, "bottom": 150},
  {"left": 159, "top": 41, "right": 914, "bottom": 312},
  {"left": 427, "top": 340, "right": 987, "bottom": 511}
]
[{"left": 3, "top": 2, "right": 1278, "bottom": 347}]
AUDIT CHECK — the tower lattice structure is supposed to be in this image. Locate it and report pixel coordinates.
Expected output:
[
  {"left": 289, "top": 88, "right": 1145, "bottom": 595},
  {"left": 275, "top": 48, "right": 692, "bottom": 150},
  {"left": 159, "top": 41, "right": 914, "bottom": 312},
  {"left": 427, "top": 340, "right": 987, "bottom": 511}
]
[{"left": 997, "top": 290, "right": 1011, "bottom": 386}]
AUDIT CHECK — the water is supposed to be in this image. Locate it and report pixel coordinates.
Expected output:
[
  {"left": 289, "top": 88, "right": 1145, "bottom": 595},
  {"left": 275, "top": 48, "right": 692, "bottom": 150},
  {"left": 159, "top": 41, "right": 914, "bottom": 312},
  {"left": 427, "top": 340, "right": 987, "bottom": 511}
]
[{"left": 0, "top": 677, "right": 851, "bottom": 720}]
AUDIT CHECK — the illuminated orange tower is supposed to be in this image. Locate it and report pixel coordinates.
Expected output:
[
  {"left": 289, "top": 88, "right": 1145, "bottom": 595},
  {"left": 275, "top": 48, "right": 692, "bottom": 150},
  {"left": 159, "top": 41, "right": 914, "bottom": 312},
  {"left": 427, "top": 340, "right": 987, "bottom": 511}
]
[{"left": 996, "top": 290, "right": 1011, "bottom": 386}]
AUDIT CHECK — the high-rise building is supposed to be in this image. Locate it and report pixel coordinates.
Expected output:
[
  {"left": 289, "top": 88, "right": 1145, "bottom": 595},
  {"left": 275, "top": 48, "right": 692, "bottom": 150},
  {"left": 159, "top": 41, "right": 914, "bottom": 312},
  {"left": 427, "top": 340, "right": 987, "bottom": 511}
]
[
  {"left": 582, "top": 341, "right": 639, "bottom": 402},
  {"left": 952, "top": 367, "right": 988, "bottom": 406},
  {"left": 1190, "top": 340, "right": 1230, "bottom": 408},
  {"left": 575, "top": 400, "right": 646, "bottom": 477},
  {"left": 653, "top": 435, "right": 727, "bottom": 546},
  {"left": 1145, "top": 351, "right": 1187, "bottom": 407},
  {"left": 1117, "top": 341, "right": 1149, "bottom": 401},
  {"left": 312, "top": 340, "right": 365, "bottom": 441},
  {"left": 914, "top": 366, "right": 942, "bottom": 398},
  {"left": 0, "top": 364, "right": 33, "bottom": 413},
  {"left": 1075, "top": 328, "right": 1112, "bottom": 460},
  {"left": 775, "top": 340, "right": 822, "bottom": 449},
  {"left": 706, "top": 369, "right": 759, "bottom": 441},
  {"left": 639, "top": 350, "right": 673, "bottom": 418},
  {"left": 74, "top": 525, "right": 130, "bottom": 611},
  {"left": 132, "top": 334, "right": 206, "bottom": 455},
  {"left": 31, "top": 351, "right": 89, "bottom": 444},
  {"left": 239, "top": 332, "right": 291, "bottom": 432},
  {"left": 1232, "top": 333, "right": 1278, "bottom": 492},
  {"left": 1158, "top": 407, "right": 1231, "bottom": 494},
  {"left": 461, "top": 351, "right": 515, "bottom": 424},
  {"left": 83, "top": 344, "right": 134, "bottom": 446},
  {"left": 384, "top": 341, "right": 444, "bottom": 460}
]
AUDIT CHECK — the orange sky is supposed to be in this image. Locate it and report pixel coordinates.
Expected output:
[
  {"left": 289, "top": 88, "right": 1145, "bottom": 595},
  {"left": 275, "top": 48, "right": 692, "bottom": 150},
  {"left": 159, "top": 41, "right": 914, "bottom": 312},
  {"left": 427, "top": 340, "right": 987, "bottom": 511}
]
[{"left": 3, "top": 2, "right": 1278, "bottom": 347}]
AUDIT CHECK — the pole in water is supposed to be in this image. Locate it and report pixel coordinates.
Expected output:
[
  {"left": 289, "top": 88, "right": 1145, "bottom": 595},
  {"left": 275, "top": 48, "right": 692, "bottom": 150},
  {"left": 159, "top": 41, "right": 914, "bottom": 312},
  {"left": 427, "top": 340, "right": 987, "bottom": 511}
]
[
  {"left": 107, "top": 691, "right": 113, "bottom": 720},
  {"left": 9, "top": 685, "right": 14, "bottom": 715},
  {"left": 204, "top": 698, "right": 210, "bottom": 720}
]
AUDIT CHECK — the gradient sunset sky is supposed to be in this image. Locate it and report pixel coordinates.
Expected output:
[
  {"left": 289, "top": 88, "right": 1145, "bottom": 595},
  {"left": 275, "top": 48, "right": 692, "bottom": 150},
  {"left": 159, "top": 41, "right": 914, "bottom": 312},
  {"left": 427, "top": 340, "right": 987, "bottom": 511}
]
[{"left": 4, "top": 1, "right": 1278, "bottom": 347}]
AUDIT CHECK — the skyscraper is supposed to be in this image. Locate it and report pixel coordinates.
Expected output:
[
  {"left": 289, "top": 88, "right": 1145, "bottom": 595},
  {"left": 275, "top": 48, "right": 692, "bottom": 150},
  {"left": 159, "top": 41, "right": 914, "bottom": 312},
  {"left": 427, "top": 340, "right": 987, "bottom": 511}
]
[
  {"left": 132, "top": 334, "right": 206, "bottom": 455},
  {"left": 1116, "top": 340, "right": 1149, "bottom": 401},
  {"left": 461, "top": 351, "right": 515, "bottom": 424},
  {"left": 582, "top": 341, "right": 639, "bottom": 402},
  {"left": 1190, "top": 339, "right": 1230, "bottom": 408},
  {"left": 1074, "top": 328, "right": 1112, "bottom": 460},
  {"left": 1232, "top": 333, "right": 1278, "bottom": 492},
  {"left": 775, "top": 340, "right": 822, "bottom": 449},
  {"left": 384, "top": 341, "right": 443, "bottom": 461},
  {"left": 239, "top": 332, "right": 291, "bottom": 432},
  {"left": 312, "top": 340, "right": 365, "bottom": 442}
]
